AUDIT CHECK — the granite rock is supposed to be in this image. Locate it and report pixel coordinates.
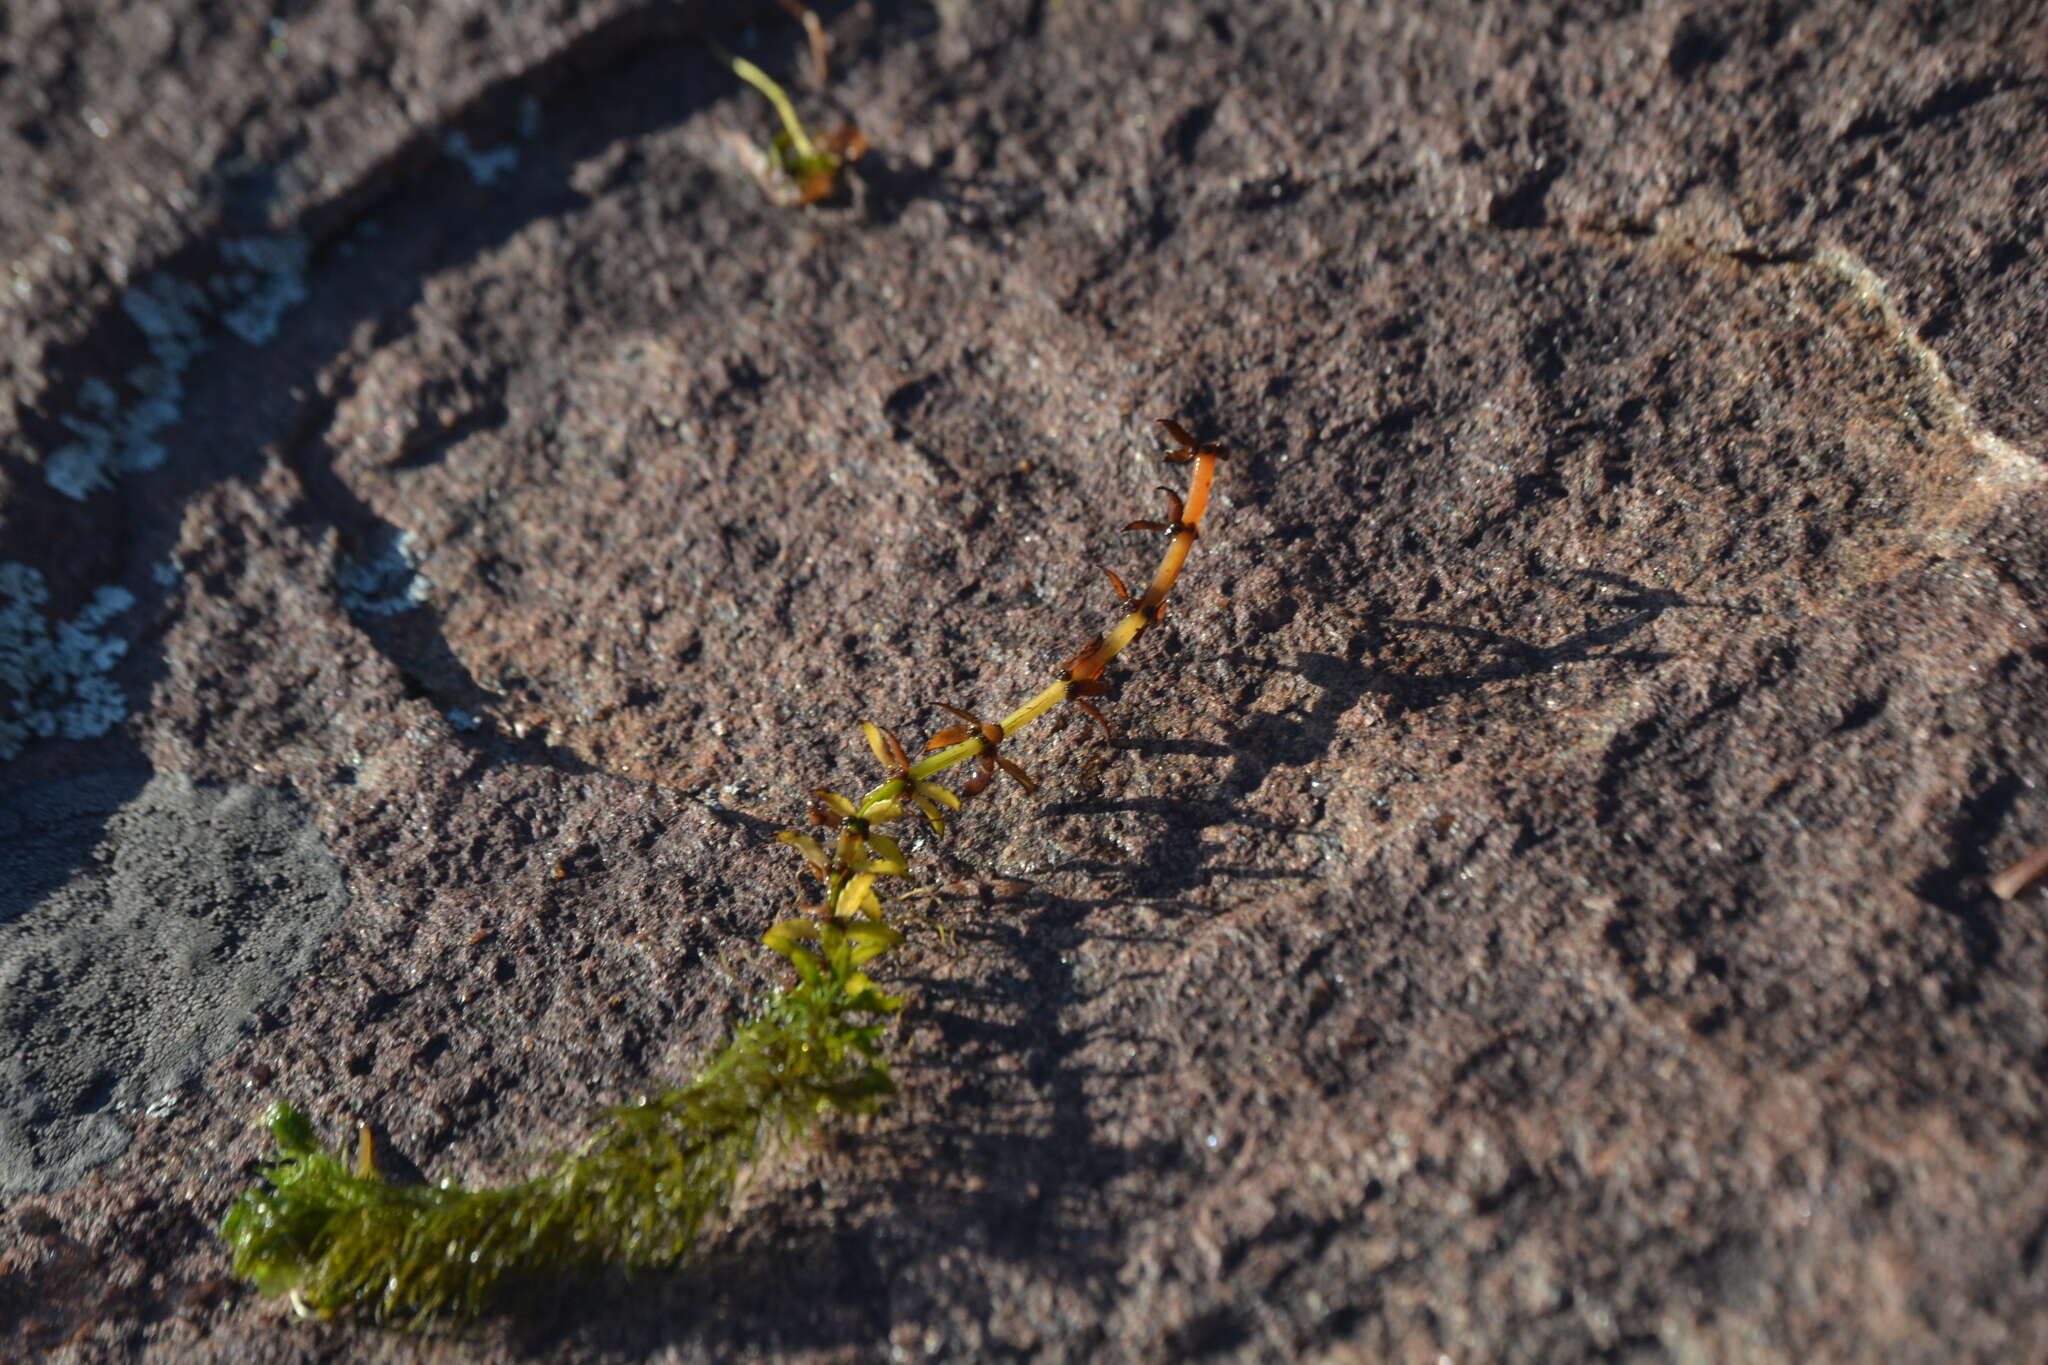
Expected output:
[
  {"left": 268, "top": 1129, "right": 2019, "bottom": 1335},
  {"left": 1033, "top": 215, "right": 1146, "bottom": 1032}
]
[{"left": 2, "top": 2, "right": 2045, "bottom": 1359}]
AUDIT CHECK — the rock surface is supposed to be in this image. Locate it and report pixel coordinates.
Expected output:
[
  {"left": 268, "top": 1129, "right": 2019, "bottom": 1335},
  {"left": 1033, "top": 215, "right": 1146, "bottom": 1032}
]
[
  {"left": 0, "top": 771, "right": 346, "bottom": 1196},
  {"left": 2, "top": 0, "right": 2046, "bottom": 1359}
]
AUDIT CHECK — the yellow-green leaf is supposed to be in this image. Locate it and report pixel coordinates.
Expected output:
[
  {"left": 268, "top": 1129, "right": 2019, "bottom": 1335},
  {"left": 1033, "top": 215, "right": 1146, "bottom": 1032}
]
[
  {"left": 812, "top": 788, "right": 858, "bottom": 819},
  {"left": 845, "top": 920, "right": 903, "bottom": 965},
  {"left": 765, "top": 915, "right": 823, "bottom": 948},
  {"left": 865, "top": 833, "right": 908, "bottom": 877},
  {"left": 862, "top": 721, "right": 896, "bottom": 771},
  {"left": 777, "top": 830, "right": 830, "bottom": 869},
  {"left": 914, "top": 780, "right": 961, "bottom": 812},
  {"left": 763, "top": 920, "right": 824, "bottom": 983},
  {"left": 837, "top": 872, "right": 878, "bottom": 919}
]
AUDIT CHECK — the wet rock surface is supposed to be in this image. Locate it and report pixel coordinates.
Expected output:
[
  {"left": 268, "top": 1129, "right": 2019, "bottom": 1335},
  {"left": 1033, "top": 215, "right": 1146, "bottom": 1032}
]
[{"left": 2, "top": 1, "right": 2045, "bottom": 1359}]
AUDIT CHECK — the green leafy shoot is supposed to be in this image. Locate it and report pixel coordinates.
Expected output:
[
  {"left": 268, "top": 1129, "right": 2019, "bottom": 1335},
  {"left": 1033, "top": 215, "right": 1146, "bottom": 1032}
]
[
  {"left": 711, "top": 42, "right": 867, "bottom": 205},
  {"left": 219, "top": 418, "right": 1226, "bottom": 1330},
  {"left": 221, "top": 918, "right": 903, "bottom": 1329}
]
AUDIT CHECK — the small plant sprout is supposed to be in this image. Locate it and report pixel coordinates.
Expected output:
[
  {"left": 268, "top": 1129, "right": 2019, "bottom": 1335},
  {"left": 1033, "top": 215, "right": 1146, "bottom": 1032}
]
[
  {"left": 711, "top": 41, "right": 867, "bottom": 205},
  {"left": 219, "top": 417, "right": 1228, "bottom": 1329}
]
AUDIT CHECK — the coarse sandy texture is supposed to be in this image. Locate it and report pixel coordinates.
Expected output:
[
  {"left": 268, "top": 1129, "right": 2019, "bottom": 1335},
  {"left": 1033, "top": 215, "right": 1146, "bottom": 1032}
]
[{"left": 2, "top": 0, "right": 2047, "bottom": 1360}]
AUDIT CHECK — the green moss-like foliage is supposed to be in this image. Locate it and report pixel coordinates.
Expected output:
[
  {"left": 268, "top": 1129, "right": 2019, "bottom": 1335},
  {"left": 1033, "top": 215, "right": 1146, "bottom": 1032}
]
[
  {"left": 220, "top": 418, "right": 1226, "bottom": 1332},
  {"left": 221, "top": 918, "right": 903, "bottom": 1328}
]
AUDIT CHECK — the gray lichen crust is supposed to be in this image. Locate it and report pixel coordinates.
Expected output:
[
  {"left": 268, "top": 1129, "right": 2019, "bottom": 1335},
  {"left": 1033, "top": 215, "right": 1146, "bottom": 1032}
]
[
  {"left": 0, "top": 563, "right": 135, "bottom": 761},
  {"left": 0, "top": 772, "right": 347, "bottom": 1195}
]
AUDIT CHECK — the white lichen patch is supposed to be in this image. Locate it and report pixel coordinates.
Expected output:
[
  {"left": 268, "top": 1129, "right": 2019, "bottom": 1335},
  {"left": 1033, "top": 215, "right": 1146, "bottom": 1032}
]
[
  {"left": 217, "top": 235, "right": 310, "bottom": 345},
  {"left": 337, "top": 530, "right": 432, "bottom": 618},
  {"left": 0, "top": 562, "right": 135, "bottom": 760},
  {"left": 443, "top": 131, "right": 520, "bottom": 186},
  {"left": 43, "top": 234, "right": 311, "bottom": 500}
]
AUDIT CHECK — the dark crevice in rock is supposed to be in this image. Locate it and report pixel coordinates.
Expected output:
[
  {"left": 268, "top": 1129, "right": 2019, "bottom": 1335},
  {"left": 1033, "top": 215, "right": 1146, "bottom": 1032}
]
[
  {"left": 1488, "top": 165, "right": 1565, "bottom": 230},
  {"left": 1842, "top": 75, "right": 2046, "bottom": 143}
]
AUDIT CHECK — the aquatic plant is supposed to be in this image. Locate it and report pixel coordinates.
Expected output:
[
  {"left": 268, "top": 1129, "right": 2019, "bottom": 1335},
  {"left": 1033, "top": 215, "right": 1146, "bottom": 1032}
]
[{"left": 220, "top": 418, "right": 1228, "bottom": 1327}]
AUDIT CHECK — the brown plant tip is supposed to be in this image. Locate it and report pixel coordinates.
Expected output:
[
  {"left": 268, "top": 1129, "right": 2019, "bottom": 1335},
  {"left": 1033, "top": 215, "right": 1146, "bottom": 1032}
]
[
  {"left": 1061, "top": 636, "right": 1108, "bottom": 683},
  {"left": 1103, "top": 566, "right": 1165, "bottom": 624},
  {"left": 1126, "top": 486, "right": 1195, "bottom": 539},
  {"left": 1156, "top": 416, "right": 1229, "bottom": 462},
  {"left": 1068, "top": 698, "right": 1114, "bottom": 743},
  {"left": 1991, "top": 842, "right": 2048, "bottom": 900},
  {"left": 994, "top": 755, "right": 1038, "bottom": 794},
  {"left": 1051, "top": 640, "right": 1117, "bottom": 742},
  {"left": 931, "top": 702, "right": 1002, "bottom": 746},
  {"left": 776, "top": 0, "right": 831, "bottom": 86},
  {"left": 869, "top": 724, "right": 912, "bottom": 777},
  {"left": 927, "top": 702, "right": 1034, "bottom": 796},
  {"left": 820, "top": 125, "right": 869, "bottom": 162}
]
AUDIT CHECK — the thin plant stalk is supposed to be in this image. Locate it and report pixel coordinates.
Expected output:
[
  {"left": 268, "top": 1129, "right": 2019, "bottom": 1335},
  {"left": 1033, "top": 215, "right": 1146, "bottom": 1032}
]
[
  {"left": 714, "top": 45, "right": 820, "bottom": 163},
  {"left": 219, "top": 418, "right": 1226, "bottom": 1329},
  {"left": 816, "top": 426, "right": 1222, "bottom": 919}
]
